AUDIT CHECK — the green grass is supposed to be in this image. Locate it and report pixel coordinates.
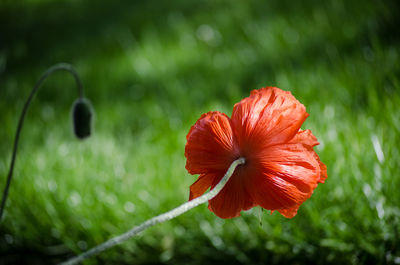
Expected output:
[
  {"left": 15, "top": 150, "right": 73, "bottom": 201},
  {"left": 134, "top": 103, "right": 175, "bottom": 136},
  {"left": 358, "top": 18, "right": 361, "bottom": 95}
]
[{"left": 1, "top": 0, "right": 400, "bottom": 264}]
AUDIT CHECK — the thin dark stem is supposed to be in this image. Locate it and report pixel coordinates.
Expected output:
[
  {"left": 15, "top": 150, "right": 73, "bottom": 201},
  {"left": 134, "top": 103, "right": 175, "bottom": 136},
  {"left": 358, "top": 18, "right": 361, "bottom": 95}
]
[{"left": 0, "top": 63, "right": 84, "bottom": 221}]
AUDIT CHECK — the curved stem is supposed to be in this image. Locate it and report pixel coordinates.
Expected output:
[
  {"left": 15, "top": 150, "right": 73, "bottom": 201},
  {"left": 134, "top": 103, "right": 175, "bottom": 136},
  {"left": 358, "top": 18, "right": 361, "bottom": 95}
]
[
  {"left": 0, "top": 63, "right": 84, "bottom": 221},
  {"left": 60, "top": 157, "right": 245, "bottom": 265}
]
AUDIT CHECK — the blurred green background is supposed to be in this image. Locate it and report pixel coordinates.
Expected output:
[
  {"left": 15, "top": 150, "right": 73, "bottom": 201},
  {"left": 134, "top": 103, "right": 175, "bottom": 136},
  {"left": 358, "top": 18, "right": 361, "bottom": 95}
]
[{"left": 1, "top": 0, "right": 399, "bottom": 264}]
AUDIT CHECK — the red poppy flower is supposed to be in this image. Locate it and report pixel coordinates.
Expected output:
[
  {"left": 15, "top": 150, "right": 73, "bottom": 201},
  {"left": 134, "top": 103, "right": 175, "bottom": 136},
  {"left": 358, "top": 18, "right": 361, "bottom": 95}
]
[{"left": 185, "top": 87, "right": 327, "bottom": 219}]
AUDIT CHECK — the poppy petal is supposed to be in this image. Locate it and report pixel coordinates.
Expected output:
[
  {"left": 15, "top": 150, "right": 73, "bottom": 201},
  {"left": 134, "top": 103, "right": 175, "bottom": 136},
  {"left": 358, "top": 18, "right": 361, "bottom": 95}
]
[
  {"left": 247, "top": 171, "right": 310, "bottom": 212},
  {"left": 189, "top": 173, "right": 216, "bottom": 200},
  {"left": 208, "top": 169, "right": 256, "bottom": 219},
  {"left": 289, "top": 129, "right": 319, "bottom": 147},
  {"left": 232, "top": 87, "right": 308, "bottom": 153},
  {"left": 317, "top": 159, "right": 328, "bottom": 183},
  {"left": 278, "top": 205, "right": 300, "bottom": 218},
  {"left": 247, "top": 135, "right": 323, "bottom": 216},
  {"left": 289, "top": 129, "right": 328, "bottom": 183},
  {"left": 185, "top": 111, "right": 238, "bottom": 175},
  {"left": 260, "top": 142, "right": 321, "bottom": 194}
]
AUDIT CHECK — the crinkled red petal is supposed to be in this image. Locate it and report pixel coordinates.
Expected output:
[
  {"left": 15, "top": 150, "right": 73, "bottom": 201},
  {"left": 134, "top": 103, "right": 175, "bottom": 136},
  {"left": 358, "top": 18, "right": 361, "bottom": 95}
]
[
  {"left": 231, "top": 87, "right": 309, "bottom": 155},
  {"left": 278, "top": 205, "right": 300, "bottom": 218},
  {"left": 247, "top": 129, "right": 326, "bottom": 218},
  {"left": 189, "top": 173, "right": 217, "bottom": 200},
  {"left": 185, "top": 111, "right": 238, "bottom": 175},
  {"left": 207, "top": 168, "right": 256, "bottom": 219}
]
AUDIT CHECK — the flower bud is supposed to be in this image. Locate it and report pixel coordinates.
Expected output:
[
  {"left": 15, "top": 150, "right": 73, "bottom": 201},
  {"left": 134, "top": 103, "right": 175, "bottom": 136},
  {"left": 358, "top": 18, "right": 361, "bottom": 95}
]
[{"left": 72, "top": 98, "right": 93, "bottom": 139}]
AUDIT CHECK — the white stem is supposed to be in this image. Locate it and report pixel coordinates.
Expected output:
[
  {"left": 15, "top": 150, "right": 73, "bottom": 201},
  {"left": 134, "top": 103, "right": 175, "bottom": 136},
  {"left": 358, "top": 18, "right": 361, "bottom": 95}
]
[{"left": 60, "top": 157, "right": 245, "bottom": 265}]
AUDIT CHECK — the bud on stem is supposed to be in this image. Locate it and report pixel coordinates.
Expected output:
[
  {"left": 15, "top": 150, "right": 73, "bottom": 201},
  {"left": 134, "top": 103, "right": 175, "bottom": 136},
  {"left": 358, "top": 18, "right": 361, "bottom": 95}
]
[
  {"left": 0, "top": 63, "right": 90, "bottom": 221},
  {"left": 72, "top": 98, "right": 93, "bottom": 139}
]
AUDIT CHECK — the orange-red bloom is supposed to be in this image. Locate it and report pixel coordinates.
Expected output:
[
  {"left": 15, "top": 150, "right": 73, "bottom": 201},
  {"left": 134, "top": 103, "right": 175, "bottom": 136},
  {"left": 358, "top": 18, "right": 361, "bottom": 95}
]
[{"left": 185, "top": 87, "right": 327, "bottom": 219}]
